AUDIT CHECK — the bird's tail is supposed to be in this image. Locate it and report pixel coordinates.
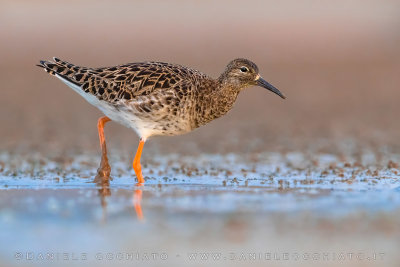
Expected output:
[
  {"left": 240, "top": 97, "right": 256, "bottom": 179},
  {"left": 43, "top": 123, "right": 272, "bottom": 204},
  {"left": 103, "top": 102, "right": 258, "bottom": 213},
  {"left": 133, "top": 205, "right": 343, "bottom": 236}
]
[{"left": 36, "top": 57, "right": 88, "bottom": 87}]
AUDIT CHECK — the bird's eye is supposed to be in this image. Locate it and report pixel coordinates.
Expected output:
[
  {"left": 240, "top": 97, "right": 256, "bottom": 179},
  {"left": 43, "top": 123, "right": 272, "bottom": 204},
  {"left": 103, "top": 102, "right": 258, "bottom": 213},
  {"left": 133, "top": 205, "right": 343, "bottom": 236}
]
[{"left": 240, "top": 66, "right": 249, "bottom": 73}]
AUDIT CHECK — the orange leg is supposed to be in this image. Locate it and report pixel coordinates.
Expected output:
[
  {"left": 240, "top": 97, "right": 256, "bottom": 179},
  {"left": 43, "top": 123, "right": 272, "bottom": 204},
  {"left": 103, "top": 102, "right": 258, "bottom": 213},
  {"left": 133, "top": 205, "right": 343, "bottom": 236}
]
[
  {"left": 97, "top": 116, "right": 111, "bottom": 148},
  {"left": 95, "top": 116, "right": 112, "bottom": 181},
  {"left": 133, "top": 139, "right": 146, "bottom": 184}
]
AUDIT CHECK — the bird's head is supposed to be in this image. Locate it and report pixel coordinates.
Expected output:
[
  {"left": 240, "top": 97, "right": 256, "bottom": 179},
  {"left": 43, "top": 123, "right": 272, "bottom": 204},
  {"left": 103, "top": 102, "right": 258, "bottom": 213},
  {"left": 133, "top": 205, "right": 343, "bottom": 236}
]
[{"left": 219, "top": 58, "right": 286, "bottom": 99}]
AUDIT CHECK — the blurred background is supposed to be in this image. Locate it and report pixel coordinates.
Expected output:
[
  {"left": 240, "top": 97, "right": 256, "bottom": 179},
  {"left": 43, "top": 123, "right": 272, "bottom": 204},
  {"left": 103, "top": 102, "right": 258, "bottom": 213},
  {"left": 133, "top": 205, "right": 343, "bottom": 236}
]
[
  {"left": 1, "top": 1, "right": 400, "bottom": 267},
  {"left": 1, "top": 0, "right": 399, "bottom": 156}
]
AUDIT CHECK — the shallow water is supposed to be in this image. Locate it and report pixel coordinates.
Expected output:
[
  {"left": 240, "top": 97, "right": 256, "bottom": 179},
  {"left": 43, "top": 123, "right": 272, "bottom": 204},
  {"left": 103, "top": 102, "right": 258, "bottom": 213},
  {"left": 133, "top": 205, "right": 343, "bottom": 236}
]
[{"left": 0, "top": 151, "right": 399, "bottom": 267}]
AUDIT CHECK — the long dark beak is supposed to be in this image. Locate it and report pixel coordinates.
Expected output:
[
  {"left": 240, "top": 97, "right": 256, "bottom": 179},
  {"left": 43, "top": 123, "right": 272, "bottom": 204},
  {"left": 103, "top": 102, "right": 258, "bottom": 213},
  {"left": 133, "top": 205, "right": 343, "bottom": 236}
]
[{"left": 257, "top": 77, "right": 286, "bottom": 99}]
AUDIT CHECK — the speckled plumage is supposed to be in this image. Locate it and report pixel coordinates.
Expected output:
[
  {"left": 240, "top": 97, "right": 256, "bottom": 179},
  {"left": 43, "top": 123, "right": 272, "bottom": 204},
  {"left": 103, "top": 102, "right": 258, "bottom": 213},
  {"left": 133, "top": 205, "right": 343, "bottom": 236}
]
[{"left": 37, "top": 57, "right": 285, "bottom": 140}]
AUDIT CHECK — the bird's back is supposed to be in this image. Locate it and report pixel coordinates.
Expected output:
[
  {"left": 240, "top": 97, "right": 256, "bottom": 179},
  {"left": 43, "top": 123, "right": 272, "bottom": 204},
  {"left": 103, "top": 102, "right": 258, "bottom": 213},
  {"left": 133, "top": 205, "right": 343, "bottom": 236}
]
[{"left": 38, "top": 58, "right": 210, "bottom": 103}]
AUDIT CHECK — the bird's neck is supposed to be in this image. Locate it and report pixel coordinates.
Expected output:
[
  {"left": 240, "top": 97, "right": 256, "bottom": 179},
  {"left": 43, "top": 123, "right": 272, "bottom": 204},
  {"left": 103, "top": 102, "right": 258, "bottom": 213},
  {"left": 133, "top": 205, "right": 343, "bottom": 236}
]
[{"left": 193, "top": 80, "right": 241, "bottom": 127}]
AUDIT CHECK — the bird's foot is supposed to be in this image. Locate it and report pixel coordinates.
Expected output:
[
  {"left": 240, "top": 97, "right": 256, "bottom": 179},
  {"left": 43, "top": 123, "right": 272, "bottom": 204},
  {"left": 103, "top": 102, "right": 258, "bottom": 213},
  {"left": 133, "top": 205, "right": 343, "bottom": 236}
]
[{"left": 94, "top": 150, "right": 113, "bottom": 185}]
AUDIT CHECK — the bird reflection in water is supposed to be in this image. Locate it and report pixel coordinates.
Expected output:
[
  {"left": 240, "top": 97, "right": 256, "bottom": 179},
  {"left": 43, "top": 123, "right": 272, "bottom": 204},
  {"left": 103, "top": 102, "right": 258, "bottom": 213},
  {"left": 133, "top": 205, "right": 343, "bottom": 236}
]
[
  {"left": 93, "top": 128, "right": 143, "bottom": 221},
  {"left": 133, "top": 187, "right": 144, "bottom": 220}
]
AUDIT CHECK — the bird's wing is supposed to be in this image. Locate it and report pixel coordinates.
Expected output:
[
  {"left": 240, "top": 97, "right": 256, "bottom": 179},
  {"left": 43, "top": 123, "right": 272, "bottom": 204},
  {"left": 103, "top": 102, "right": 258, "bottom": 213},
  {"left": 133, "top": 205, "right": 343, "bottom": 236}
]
[
  {"left": 38, "top": 58, "right": 206, "bottom": 103},
  {"left": 91, "top": 62, "right": 207, "bottom": 100}
]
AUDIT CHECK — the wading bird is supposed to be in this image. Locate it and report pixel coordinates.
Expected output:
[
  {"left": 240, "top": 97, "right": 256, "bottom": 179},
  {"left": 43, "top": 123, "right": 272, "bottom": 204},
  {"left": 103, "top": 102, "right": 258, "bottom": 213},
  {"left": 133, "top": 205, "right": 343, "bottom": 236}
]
[{"left": 38, "top": 58, "right": 285, "bottom": 184}]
